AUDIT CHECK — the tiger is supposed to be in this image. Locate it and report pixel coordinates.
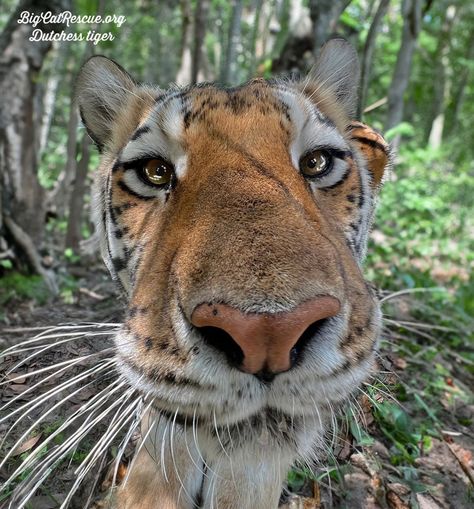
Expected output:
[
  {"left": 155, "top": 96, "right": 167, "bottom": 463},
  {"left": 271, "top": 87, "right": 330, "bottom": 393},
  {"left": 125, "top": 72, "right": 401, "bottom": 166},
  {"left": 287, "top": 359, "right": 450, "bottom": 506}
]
[{"left": 73, "top": 39, "right": 389, "bottom": 509}]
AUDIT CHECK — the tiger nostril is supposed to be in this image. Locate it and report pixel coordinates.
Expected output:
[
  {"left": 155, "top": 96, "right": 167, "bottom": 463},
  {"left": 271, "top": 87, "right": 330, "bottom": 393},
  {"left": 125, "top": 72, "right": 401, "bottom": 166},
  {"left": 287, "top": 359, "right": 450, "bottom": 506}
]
[
  {"left": 191, "top": 297, "right": 340, "bottom": 375},
  {"left": 195, "top": 326, "right": 244, "bottom": 367},
  {"left": 195, "top": 317, "right": 330, "bottom": 376},
  {"left": 290, "top": 318, "right": 329, "bottom": 367}
]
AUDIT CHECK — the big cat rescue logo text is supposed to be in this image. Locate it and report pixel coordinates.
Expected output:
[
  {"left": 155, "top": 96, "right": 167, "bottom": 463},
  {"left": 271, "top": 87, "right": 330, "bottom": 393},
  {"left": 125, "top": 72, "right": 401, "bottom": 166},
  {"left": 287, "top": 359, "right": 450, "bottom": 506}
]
[{"left": 18, "top": 10, "right": 127, "bottom": 45}]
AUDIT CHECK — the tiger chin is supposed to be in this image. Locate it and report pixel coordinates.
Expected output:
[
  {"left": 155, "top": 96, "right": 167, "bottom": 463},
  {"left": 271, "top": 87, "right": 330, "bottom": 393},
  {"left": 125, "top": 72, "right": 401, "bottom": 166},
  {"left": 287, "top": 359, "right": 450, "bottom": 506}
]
[{"left": 75, "top": 39, "right": 390, "bottom": 509}]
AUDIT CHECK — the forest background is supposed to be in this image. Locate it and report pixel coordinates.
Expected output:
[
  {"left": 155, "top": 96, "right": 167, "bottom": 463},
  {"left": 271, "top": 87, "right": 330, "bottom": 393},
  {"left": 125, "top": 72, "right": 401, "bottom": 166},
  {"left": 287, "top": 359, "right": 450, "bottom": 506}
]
[{"left": 0, "top": 0, "right": 473, "bottom": 508}]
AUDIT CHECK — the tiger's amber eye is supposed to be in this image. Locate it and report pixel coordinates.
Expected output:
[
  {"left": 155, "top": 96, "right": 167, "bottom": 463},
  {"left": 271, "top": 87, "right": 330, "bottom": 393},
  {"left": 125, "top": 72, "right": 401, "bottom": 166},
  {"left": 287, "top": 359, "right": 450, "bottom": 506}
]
[
  {"left": 300, "top": 150, "right": 331, "bottom": 177},
  {"left": 143, "top": 159, "right": 173, "bottom": 186}
]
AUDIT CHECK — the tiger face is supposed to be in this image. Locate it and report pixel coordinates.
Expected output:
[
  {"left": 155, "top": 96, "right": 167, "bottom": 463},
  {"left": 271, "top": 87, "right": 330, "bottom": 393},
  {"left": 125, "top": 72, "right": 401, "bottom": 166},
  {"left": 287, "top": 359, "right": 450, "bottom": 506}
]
[{"left": 77, "top": 40, "right": 389, "bottom": 508}]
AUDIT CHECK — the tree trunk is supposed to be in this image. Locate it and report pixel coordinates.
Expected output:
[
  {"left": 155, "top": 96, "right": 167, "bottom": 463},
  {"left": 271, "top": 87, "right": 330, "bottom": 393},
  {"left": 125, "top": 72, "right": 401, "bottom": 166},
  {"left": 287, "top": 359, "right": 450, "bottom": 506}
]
[
  {"left": 358, "top": 0, "right": 391, "bottom": 119},
  {"left": 384, "top": 0, "right": 422, "bottom": 132},
  {"left": 273, "top": 0, "right": 350, "bottom": 74},
  {"left": 38, "top": 41, "right": 69, "bottom": 157},
  {"left": 309, "top": 0, "right": 352, "bottom": 57},
  {"left": 247, "top": 0, "right": 264, "bottom": 79},
  {"left": 427, "top": 4, "right": 456, "bottom": 148},
  {"left": 0, "top": 0, "right": 70, "bottom": 283},
  {"left": 191, "top": 0, "right": 210, "bottom": 84},
  {"left": 449, "top": 37, "right": 474, "bottom": 134},
  {"left": 220, "top": 0, "right": 244, "bottom": 84},
  {"left": 271, "top": 0, "right": 292, "bottom": 61},
  {"left": 176, "top": 0, "right": 194, "bottom": 86},
  {"left": 65, "top": 134, "right": 91, "bottom": 251}
]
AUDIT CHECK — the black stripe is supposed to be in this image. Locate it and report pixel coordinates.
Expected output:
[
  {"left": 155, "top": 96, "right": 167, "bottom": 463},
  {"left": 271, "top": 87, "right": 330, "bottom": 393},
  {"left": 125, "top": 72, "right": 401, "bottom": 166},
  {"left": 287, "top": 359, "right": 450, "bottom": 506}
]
[
  {"left": 351, "top": 135, "right": 388, "bottom": 154},
  {"left": 117, "top": 179, "right": 155, "bottom": 201},
  {"left": 319, "top": 165, "right": 351, "bottom": 191},
  {"left": 130, "top": 124, "right": 151, "bottom": 141},
  {"left": 193, "top": 463, "right": 207, "bottom": 508}
]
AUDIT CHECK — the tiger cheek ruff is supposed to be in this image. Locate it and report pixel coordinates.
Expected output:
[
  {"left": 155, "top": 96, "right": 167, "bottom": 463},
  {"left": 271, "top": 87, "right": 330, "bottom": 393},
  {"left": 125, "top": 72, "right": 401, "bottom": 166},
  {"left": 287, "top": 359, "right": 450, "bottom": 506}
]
[{"left": 73, "top": 39, "right": 390, "bottom": 508}]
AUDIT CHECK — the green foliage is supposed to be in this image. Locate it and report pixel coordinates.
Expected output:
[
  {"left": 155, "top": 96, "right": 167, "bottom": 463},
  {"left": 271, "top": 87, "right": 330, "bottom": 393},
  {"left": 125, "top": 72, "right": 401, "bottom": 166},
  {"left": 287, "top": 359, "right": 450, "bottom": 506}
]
[
  {"left": 371, "top": 398, "right": 433, "bottom": 465},
  {"left": 367, "top": 145, "right": 473, "bottom": 296},
  {"left": 0, "top": 273, "right": 50, "bottom": 307}
]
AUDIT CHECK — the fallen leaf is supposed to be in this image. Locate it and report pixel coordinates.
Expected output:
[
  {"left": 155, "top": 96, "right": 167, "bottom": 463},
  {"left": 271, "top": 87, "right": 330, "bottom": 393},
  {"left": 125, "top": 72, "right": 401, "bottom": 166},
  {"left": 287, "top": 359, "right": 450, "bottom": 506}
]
[
  {"left": 6, "top": 372, "right": 26, "bottom": 384},
  {"left": 393, "top": 357, "right": 407, "bottom": 370},
  {"left": 387, "top": 490, "right": 410, "bottom": 509},
  {"left": 9, "top": 384, "right": 29, "bottom": 393},
  {"left": 416, "top": 493, "right": 443, "bottom": 509},
  {"left": 11, "top": 433, "right": 42, "bottom": 457},
  {"left": 387, "top": 482, "right": 411, "bottom": 497}
]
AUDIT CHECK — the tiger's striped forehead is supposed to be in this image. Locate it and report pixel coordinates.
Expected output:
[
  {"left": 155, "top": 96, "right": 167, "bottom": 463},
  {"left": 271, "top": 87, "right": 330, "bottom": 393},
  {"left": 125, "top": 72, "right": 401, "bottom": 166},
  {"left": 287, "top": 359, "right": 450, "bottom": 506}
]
[{"left": 118, "top": 80, "right": 350, "bottom": 172}]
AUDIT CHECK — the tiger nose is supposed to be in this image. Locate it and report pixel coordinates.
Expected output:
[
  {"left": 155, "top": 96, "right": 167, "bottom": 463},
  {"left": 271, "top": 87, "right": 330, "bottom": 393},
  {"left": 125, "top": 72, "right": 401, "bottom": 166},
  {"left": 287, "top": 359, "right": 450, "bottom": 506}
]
[{"left": 191, "top": 297, "right": 340, "bottom": 376}]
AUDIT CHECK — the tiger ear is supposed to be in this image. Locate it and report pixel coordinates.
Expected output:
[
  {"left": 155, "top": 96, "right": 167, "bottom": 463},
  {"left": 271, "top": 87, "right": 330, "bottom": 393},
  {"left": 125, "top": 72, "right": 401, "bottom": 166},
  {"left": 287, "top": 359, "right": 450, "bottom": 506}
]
[
  {"left": 348, "top": 121, "right": 391, "bottom": 187},
  {"left": 305, "top": 38, "right": 360, "bottom": 117},
  {"left": 75, "top": 56, "right": 136, "bottom": 149}
]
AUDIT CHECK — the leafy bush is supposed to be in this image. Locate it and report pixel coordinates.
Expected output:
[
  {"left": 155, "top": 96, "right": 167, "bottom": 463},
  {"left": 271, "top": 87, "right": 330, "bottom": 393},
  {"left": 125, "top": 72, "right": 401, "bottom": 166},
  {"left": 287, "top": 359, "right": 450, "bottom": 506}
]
[
  {"left": 367, "top": 145, "right": 473, "bottom": 296},
  {"left": 0, "top": 273, "right": 50, "bottom": 307}
]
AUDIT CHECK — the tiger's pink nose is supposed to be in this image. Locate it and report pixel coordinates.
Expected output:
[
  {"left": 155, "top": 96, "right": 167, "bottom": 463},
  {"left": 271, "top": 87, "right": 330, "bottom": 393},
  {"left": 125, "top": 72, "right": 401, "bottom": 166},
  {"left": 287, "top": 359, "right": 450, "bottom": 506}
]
[{"left": 191, "top": 297, "right": 340, "bottom": 376}]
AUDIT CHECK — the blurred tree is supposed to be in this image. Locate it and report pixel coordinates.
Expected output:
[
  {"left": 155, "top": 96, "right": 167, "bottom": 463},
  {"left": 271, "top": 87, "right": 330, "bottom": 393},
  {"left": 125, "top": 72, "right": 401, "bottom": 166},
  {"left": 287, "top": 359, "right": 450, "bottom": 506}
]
[
  {"left": 65, "top": 134, "right": 91, "bottom": 250},
  {"left": 273, "top": 0, "right": 351, "bottom": 73},
  {"left": 64, "top": 0, "right": 104, "bottom": 250},
  {"left": 247, "top": 0, "right": 264, "bottom": 78},
  {"left": 449, "top": 37, "right": 474, "bottom": 134},
  {"left": 220, "top": 0, "right": 244, "bottom": 84},
  {"left": 0, "top": 0, "right": 71, "bottom": 292},
  {"left": 176, "top": 0, "right": 193, "bottom": 85},
  {"left": 309, "top": 0, "right": 351, "bottom": 55},
  {"left": 191, "top": 0, "right": 210, "bottom": 84},
  {"left": 358, "top": 0, "right": 390, "bottom": 118},
  {"left": 427, "top": 4, "right": 457, "bottom": 148},
  {"left": 385, "top": 0, "right": 422, "bottom": 134}
]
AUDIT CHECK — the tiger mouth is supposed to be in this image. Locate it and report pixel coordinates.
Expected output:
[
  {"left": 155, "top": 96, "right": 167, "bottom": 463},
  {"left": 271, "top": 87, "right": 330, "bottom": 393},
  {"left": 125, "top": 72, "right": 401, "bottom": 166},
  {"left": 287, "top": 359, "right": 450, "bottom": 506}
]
[{"left": 147, "top": 403, "right": 324, "bottom": 441}]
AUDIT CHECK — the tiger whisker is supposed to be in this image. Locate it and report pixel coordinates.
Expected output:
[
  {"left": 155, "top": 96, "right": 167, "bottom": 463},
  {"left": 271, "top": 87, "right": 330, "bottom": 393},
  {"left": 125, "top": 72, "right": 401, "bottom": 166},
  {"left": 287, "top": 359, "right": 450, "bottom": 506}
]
[
  {"left": 0, "top": 348, "right": 113, "bottom": 387},
  {"left": 0, "top": 363, "right": 116, "bottom": 466},
  {"left": 213, "top": 410, "right": 235, "bottom": 486},
  {"left": 160, "top": 411, "right": 171, "bottom": 483},
  {"left": 84, "top": 448, "right": 109, "bottom": 509},
  {"left": 111, "top": 396, "right": 148, "bottom": 490},
  {"left": 0, "top": 350, "right": 115, "bottom": 414},
  {"left": 62, "top": 393, "right": 140, "bottom": 508},
  {"left": 170, "top": 407, "right": 197, "bottom": 506},
  {"left": 4, "top": 331, "right": 115, "bottom": 373},
  {"left": 0, "top": 358, "right": 116, "bottom": 443},
  {"left": 74, "top": 389, "right": 138, "bottom": 479},
  {"left": 191, "top": 408, "right": 220, "bottom": 479},
  {"left": 21, "top": 390, "right": 134, "bottom": 509},
  {"left": 1, "top": 324, "right": 119, "bottom": 356},
  {"left": 6, "top": 379, "right": 129, "bottom": 508},
  {"left": 122, "top": 399, "right": 160, "bottom": 488},
  {"left": 4, "top": 373, "right": 124, "bottom": 488},
  {"left": 183, "top": 411, "right": 207, "bottom": 479}
]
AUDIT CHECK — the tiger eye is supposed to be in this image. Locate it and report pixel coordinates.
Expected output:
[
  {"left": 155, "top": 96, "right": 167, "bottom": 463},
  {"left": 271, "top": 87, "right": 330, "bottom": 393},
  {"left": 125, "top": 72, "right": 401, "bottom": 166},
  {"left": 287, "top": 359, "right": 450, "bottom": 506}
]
[
  {"left": 300, "top": 150, "right": 331, "bottom": 178},
  {"left": 143, "top": 158, "right": 174, "bottom": 186}
]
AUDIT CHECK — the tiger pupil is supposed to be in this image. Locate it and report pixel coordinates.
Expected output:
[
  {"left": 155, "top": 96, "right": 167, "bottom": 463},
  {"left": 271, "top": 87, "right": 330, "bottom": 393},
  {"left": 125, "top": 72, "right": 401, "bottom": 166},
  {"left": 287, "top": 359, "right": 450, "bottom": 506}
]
[
  {"left": 144, "top": 160, "right": 171, "bottom": 185},
  {"left": 305, "top": 152, "right": 326, "bottom": 174}
]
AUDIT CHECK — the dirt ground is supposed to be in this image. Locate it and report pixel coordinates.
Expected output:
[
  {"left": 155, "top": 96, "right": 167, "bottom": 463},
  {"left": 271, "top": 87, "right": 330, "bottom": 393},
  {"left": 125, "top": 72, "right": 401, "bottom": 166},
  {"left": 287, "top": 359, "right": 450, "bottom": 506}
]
[{"left": 1, "top": 267, "right": 473, "bottom": 509}]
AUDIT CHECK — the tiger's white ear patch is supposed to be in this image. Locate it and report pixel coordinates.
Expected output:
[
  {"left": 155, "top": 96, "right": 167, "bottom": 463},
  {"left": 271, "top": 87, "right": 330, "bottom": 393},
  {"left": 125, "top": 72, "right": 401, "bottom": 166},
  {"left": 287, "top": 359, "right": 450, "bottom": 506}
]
[
  {"left": 305, "top": 38, "right": 360, "bottom": 117},
  {"left": 75, "top": 56, "right": 136, "bottom": 149}
]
